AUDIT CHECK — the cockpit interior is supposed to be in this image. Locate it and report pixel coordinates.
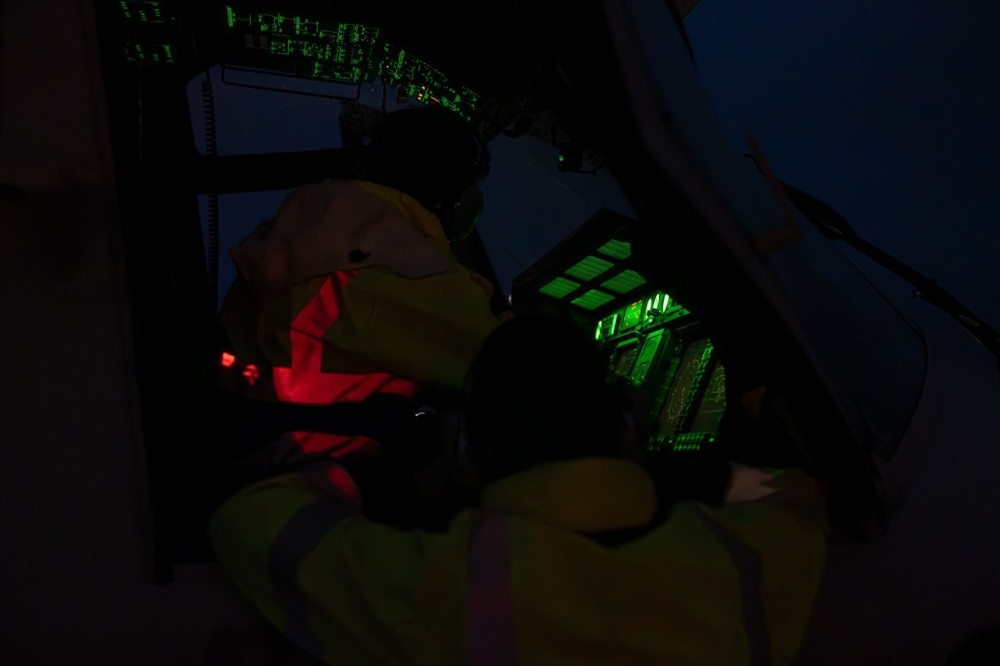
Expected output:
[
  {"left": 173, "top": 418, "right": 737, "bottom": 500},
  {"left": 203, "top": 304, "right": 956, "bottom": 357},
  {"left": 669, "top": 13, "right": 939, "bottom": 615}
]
[{"left": 96, "top": 0, "right": 888, "bottom": 578}]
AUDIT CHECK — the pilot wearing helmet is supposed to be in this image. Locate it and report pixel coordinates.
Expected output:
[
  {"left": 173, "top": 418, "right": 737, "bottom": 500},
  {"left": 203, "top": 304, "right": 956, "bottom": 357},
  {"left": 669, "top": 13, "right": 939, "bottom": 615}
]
[{"left": 216, "top": 105, "right": 510, "bottom": 514}]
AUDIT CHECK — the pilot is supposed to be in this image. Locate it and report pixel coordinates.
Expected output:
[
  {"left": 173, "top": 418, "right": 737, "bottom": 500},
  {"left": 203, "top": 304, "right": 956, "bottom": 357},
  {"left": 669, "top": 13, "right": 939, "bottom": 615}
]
[
  {"left": 210, "top": 309, "right": 829, "bottom": 665},
  {"left": 215, "top": 105, "right": 510, "bottom": 518}
]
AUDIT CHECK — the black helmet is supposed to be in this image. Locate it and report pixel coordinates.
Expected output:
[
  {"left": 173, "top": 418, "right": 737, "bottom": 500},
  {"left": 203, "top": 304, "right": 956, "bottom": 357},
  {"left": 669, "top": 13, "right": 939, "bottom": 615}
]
[{"left": 354, "top": 105, "right": 490, "bottom": 237}]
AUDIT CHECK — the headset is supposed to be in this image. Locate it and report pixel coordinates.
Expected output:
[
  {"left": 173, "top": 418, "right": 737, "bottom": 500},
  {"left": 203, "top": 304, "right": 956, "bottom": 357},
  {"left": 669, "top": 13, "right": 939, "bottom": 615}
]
[{"left": 349, "top": 106, "right": 491, "bottom": 242}]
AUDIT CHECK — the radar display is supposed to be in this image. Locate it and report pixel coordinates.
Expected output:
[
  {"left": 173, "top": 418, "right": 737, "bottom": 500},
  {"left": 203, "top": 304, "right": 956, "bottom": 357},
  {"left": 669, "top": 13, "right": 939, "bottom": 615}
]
[
  {"left": 688, "top": 361, "right": 726, "bottom": 434},
  {"left": 655, "top": 340, "right": 710, "bottom": 436}
]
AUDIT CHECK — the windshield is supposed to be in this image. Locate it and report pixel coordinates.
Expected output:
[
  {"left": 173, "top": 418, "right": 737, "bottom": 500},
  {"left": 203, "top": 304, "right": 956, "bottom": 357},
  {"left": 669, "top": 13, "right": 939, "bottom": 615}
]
[
  {"left": 186, "top": 66, "right": 638, "bottom": 306},
  {"left": 609, "top": 0, "right": 929, "bottom": 457}
]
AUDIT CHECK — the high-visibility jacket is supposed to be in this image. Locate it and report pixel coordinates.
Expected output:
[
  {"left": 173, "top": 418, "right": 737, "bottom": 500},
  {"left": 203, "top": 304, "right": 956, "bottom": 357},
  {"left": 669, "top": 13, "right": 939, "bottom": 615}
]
[
  {"left": 218, "top": 179, "right": 508, "bottom": 458},
  {"left": 209, "top": 457, "right": 828, "bottom": 665}
]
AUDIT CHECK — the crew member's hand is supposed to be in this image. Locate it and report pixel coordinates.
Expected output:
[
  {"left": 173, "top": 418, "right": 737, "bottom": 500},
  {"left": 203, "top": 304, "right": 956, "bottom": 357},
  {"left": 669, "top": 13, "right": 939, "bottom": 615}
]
[{"left": 725, "top": 464, "right": 779, "bottom": 503}]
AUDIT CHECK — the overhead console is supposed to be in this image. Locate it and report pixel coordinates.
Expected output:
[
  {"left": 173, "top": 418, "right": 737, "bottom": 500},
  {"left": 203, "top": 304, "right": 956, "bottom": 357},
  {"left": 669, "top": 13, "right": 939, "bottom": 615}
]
[{"left": 511, "top": 209, "right": 726, "bottom": 456}]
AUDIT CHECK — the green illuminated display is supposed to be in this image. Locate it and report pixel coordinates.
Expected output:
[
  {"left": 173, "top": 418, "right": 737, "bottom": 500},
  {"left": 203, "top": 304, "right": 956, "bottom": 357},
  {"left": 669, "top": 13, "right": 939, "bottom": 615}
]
[
  {"left": 227, "top": 7, "right": 378, "bottom": 83},
  {"left": 595, "top": 313, "right": 619, "bottom": 341},
  {"left": 630, "top": 329, "right": 665, "bottom": 386},
  {"left": 565, "top": 256, "right": 614, "bottom": 281},
  {"left": 223, "top": 5, "right": 480, "bottom": 119},
  {"left": 379, "top": 45, "right": 480, "bottom": 117},
  {"left": 119, "top": 1, "right": 178, "bottom": 66},
  {"left": 605, "top": 314, "right": 618, "bottom": 336},
  {"left": 571, "top": 290, "right": 615, "bottom": 310},
  {"left": 539, "top": 277, "right": 581, "bottom": 299},
  {"left": 602, "top": 269, "right": 646, "bottom": 294},
  {"left": 124, "top": 43, "right": 176, "bottom": 64},
  {"left": 120, "top": 0, "right": 175, "bottom": 24},
  {"left": 596, "top": 239, "right": 631, "bottom": 260},
  {"left": 622, "top": 301, "right": 643, "bottom": 329},
  {"left": 673, "top": 439, "right": 702, "bottom": 452}
]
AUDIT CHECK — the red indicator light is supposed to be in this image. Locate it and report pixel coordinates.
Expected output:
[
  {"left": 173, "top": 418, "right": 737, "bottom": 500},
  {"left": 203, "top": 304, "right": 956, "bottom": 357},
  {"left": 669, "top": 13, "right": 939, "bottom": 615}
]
[{"left": 242, "top": 364, "right": 260, "bottom": 386}]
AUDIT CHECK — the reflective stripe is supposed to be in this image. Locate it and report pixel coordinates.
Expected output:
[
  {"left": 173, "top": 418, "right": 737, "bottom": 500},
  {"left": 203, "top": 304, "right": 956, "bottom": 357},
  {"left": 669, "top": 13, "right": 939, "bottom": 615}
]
[
  {"left": 692, "top": 505, "right": 772, "bottom": 666},
  {"left": 466, "top": 512, "right": 515, "bottom": 666},
  {"left": 274, "top": 270, "right": 345, "bottom": 404},
  {"left": 291, "top": 432, "right": 379, "bottom": 458},
  {"left": 298, "top": 462, "right": 364, "bottom": 508},
  {"left": 270, "top": 498, "right": 354, "bottom": 659},
  {"left": 271, "top": 270, "right": 419, "bottom": 405}
]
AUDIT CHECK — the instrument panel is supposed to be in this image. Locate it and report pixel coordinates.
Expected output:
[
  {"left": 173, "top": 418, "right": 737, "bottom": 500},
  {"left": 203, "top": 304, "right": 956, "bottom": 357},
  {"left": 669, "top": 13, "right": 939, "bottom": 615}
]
[
  {"left": 510, "top": 208, "right": 727, "bottom": 456},
  {"left": 596, "top": 292, "right": 724, "bottom": 454}
]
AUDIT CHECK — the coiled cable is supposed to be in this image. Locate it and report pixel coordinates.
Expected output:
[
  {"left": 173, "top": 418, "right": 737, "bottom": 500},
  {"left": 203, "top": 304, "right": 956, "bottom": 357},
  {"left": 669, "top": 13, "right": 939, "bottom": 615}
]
[{"left": 200, "top": 71, "right": 221, "bottom": 312}]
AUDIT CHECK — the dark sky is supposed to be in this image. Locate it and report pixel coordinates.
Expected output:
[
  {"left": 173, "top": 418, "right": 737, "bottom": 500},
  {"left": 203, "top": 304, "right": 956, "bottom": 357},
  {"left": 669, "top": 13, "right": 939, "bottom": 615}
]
[
  {"left": 684, "top": 0, "right": 1000, "bottom": 326},
  {"left": 195, "top": 2, "right": 1000, "bottom": 328}
]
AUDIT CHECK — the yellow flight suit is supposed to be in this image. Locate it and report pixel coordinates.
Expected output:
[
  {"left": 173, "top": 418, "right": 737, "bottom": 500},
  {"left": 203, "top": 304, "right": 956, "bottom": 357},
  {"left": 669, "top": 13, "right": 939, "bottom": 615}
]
[{"left": 210, "top": 458, "right": 827, "bottom": 665}]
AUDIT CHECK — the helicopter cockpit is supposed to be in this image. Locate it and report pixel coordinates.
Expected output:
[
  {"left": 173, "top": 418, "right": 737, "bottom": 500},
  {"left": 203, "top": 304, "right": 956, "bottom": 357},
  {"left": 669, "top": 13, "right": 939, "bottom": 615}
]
[{"left": 96, "top": 0, "right": 896, "bottom": 579}]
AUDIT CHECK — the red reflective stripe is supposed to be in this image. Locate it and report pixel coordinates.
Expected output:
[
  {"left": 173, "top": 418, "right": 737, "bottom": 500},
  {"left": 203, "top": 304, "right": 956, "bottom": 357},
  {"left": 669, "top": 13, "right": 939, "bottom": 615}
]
[
  {"left": 272, "top": 271, "right": 418, "bottom": 404},
  {"left": 292, "top": 432, "right": 379, "bottom": 458},
  {"left": 273, "top": 272, "right": 348, "bottom": 404},
  {"left": 299, "top": 462, "right": 363, "bottom": 508},
  {"left": 466, "top": 512, "right": 515, "bottom": 666}
]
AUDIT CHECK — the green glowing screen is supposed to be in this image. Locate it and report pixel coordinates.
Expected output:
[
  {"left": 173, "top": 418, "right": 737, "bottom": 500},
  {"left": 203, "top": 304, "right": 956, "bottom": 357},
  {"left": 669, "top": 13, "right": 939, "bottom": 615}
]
[
  {"left": 118, "top": 1, "right": 178, "bottom": 64},
  {"left": 602, "top": 269, "right": 647, "bottom": 294},
  {"left": 622, "top": 301, "right": 644, "bottom": 329},
  {"left": 223, "top": 5, "right": 480, "bottom": 118},
  {"left": 596, "top": 238, "right": 631, "bottom": 260},
  {"left": 571, "top": 290, "right": 616, "bottom": 310},
  {"left": 565, "top": 256, "right": 614, "bottom": 281},
  {"left": 539, "top": 277, "right": 581, "bottom": 299}
]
